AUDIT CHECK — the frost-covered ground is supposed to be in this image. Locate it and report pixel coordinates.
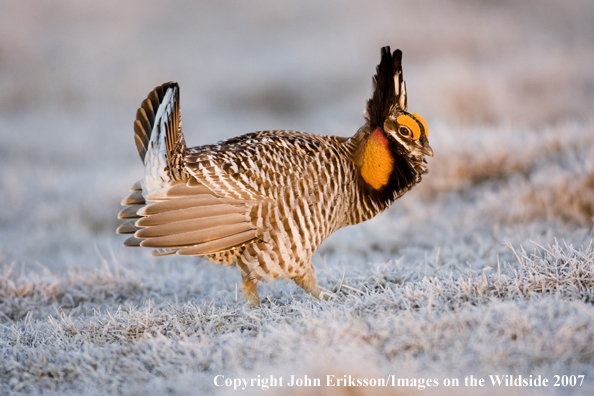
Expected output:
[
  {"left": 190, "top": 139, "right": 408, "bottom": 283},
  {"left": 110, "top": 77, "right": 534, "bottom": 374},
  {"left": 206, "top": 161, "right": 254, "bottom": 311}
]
[{"left": 1, "top": 1, "right": 594, "bottom": 395}]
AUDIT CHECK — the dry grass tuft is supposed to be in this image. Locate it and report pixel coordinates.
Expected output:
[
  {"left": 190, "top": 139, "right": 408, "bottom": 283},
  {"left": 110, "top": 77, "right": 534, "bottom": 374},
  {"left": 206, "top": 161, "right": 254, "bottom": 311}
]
[
  {"left": 0, "top": 262, "right": 145, "bottom": 323},
  {"left": 420, "top": 123, "right": 593, "bottom": 196},
  {"left": 415, "top": 121, "right": 594, "bottom": 226},
  {"left": 521, "top": 171, "right": 594, "bottom": 225}
]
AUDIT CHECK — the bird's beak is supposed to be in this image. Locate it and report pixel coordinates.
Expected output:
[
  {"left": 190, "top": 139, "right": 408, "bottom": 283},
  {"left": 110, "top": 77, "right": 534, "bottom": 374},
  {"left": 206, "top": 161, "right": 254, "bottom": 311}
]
[{"left": 419, "top": 145, "right": 434, "bottom": 157}]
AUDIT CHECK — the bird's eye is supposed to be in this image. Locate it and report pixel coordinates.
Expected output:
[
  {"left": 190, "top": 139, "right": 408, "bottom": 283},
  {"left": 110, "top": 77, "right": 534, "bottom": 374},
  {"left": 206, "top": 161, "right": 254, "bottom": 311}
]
[{"left": 399, "top": 126, "right": 411, "bottom": 137}]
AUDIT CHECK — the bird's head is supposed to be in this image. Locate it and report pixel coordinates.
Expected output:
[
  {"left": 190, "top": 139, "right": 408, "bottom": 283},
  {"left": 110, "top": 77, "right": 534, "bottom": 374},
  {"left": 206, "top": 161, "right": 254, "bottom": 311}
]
[{"left": 357, "top": 47, "right": 432, "bottom": 194}]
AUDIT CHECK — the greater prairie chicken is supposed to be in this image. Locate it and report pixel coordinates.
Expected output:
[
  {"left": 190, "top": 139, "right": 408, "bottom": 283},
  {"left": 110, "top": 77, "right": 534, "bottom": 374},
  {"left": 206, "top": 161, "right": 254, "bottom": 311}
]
[{"left": 117, "top": 46, "right": 432, "bottom": 306}]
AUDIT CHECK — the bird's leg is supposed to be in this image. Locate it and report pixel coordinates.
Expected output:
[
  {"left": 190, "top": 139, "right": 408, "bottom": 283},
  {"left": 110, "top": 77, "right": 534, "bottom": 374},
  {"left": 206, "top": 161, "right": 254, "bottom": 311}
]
[
  {"left": 294, "top": 267, "right": 332, "bottom": 301},
  {"left": 241, "top": 275, "right": 261, "bottom": 308}
]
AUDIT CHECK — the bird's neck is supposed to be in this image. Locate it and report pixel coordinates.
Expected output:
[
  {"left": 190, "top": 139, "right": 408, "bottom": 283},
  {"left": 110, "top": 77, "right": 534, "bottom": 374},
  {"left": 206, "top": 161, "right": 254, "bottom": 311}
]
[
  {"left": 344, "top": 126, "right": 420, "bottom": 224},
  {"left": 359, "top": 128, "right": 394, "bottom": 189}
]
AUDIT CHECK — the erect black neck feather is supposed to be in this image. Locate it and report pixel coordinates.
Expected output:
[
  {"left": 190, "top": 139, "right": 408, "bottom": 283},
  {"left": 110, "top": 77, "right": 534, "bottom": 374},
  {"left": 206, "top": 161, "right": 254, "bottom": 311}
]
[{"left": 366, "top": 47, "right": 397, "bottom": 130}]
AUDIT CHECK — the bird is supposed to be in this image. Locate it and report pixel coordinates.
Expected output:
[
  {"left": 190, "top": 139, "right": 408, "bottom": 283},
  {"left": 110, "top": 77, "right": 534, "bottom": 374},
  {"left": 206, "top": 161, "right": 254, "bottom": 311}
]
[{"left": 117, "top": 46, "right": 433, "bottom": 307}]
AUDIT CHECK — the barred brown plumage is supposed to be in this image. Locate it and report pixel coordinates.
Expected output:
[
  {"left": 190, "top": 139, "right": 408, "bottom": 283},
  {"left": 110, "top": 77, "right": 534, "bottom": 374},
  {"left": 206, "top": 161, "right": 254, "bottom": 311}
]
[{"left": 117, "top": 46, "right": 433, "bottom": 306}]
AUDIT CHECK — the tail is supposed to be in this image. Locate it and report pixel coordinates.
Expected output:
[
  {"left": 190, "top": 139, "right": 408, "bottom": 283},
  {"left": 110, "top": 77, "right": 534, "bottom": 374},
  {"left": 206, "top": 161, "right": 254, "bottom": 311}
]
[
  {"left": 117, "top": 82, "right": 189, "bottom": 246},
  {"left": 133, "top": 82, "right": 188, "bottom": 192},
  {"left": 117, "top": 81, "right": 257, "bottom": 255}
]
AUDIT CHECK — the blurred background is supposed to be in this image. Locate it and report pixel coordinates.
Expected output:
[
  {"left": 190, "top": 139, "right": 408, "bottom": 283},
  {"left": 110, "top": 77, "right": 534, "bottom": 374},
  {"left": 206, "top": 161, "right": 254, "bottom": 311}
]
[
  {"left": 2, "top": 2, "right": 594, "bottom": 393},
  {"left": 0, "top": 0, "right": 593, "bottom": 271}
]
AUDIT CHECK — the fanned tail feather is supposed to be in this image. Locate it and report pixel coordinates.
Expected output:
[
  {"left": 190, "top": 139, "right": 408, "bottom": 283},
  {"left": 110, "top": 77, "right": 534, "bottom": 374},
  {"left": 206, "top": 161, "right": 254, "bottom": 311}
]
[{"left": 118, "top": 82, "right": 258, "bottom": 257}]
